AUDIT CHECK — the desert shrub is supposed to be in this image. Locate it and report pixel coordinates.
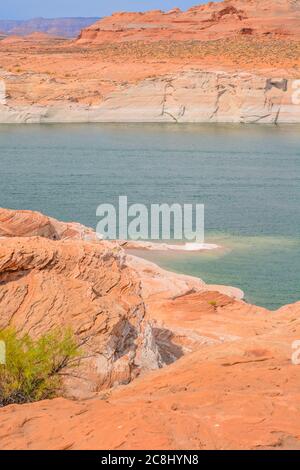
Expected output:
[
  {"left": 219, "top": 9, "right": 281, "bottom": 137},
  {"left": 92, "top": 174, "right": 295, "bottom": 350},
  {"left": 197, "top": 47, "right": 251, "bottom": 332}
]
[{"left": 0, "top": 327, "right": 80, "bottom": 407}]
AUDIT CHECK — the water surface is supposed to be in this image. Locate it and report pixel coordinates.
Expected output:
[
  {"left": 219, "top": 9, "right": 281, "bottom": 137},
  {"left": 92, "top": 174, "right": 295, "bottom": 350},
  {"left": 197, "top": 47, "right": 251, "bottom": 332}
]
[{"left": 1, "top": 123, "right": 299, "bottom": 309}]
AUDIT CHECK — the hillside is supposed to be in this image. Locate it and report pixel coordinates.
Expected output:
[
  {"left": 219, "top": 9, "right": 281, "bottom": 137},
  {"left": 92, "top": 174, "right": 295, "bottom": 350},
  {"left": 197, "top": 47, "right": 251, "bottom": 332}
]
[
  {"left": 0, "top": 207, "right": 299, "bottom": 449},
  {"left": 0, "top": 0, "right": 299, "bottom": 123},
  {"left": 78, "top": 0, "right": 300, "bottom": 43}
]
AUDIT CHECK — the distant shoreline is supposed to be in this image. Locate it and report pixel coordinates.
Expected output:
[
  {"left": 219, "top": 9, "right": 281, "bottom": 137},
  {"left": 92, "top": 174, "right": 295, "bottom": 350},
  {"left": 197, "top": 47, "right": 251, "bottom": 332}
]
[{"left": 1, "top": 69, "right": 299, "bottom": 124}]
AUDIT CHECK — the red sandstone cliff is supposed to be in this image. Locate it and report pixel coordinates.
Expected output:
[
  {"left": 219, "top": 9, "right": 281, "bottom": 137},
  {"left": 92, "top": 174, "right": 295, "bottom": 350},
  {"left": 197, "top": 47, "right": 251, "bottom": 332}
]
[
  {"left": 0, "top": 207, "right": 300, "bottom": 449},
  {"left": 0, "top": 0, "right": 299, "bottom": 123},
  {"left": 77, "top": 0, "right": 300, "bottom": 44}
]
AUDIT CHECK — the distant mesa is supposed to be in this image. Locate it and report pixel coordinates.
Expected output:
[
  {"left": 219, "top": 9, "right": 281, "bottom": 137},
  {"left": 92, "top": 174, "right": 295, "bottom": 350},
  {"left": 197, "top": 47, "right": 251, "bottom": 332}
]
[
  {"left": 0, "top": 17, "right": 101, "bottom": 38},
  {"left": 0, "top": 0, "right": 299, "bottom": 125},
  {"left": 1, "top": 1, "right": 299, "bottom": 43},
  {"left": 76, "top": 0, "right": 300, "bottom": 44}
]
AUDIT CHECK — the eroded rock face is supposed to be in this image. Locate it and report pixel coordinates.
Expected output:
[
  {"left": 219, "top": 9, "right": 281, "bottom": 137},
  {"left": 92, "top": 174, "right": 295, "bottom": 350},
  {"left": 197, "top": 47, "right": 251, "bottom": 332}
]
[
  {"left": 0, "top": 207, "right": 97, "bottom": 241},
  {"left": 0, "top": 208, "right": 243, "bottom": 400},
  {"left": 0, "top": 0, "right": 299, "bottom": 123},
  {"left": 78, "top": 0, "right": 300, "bottom": 44},
  {"left": 1, "top": 70, "right": 299, "bottom": 123},
  {"left": 80, "top": 70, "right": 300, "bottom": 124},
  {"left": 0, "top": 297, "right": 299, "bottom": 450},
  {"left": 0, "top": 207, "right": 300, "bottom": 449},
  {"left": 0, "top": 236, "right": 162, "bottom": 398}
]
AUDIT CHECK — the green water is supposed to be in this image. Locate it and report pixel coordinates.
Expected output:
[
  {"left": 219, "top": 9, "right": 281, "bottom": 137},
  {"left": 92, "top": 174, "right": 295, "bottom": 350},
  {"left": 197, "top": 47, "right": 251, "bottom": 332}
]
[{"left": 0, "top": 123, "right": 299, "bottom": 309}]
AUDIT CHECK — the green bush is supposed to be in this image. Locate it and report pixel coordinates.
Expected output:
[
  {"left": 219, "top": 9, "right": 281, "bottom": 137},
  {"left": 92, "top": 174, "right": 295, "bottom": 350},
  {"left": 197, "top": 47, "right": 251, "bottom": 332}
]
[{"left": 0, "top": 327, "right": 80, "bottom": 407}]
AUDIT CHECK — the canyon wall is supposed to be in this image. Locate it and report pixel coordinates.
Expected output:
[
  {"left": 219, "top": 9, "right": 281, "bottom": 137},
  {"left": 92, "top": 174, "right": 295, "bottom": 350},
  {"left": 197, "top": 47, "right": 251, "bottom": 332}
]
[
  {"left": 78, "top": 0, "right": 300, "bottom": 43},
  {"left": 0, "top": 70, "right": 299, "bottom": 124},
  {"left": 0, "top": 207, "right": 300, "bottom": 449},
  {"left": 0, "top": 207, "right": 242, "bottom": 399},
  {"left": 0, "top": 236, "right": 164, "bottom": 399},
  {"left": 0, "top": 0, "right": 299, "bottom": 123}
]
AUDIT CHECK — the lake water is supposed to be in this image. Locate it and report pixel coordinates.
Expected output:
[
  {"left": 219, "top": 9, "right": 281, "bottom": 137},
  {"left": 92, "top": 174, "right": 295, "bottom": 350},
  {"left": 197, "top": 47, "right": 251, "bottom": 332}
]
[{"left": 0, "top": 123, "right": 299, "bottom": 309}]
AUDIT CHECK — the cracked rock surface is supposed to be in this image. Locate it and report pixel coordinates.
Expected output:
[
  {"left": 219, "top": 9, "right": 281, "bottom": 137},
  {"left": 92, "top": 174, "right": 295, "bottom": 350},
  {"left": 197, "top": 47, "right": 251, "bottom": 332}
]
[
  {"left": 0, "top": 0, "right": 299, "bottom": 123},
  {"left": 0, "top": 207, "right": 300, "bottom": 449}
]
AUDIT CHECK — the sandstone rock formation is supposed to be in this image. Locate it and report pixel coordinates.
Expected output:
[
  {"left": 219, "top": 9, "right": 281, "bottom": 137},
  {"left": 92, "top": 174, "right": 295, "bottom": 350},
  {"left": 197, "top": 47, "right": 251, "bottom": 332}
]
[
  {"left": 0, "top": 207, "right": 300, "bottom": 449},
  {"left": 0, "top": 69, "right": 299, "bottom": 124},
  {"left": 0, "top": 207, "right": 243, "bottom": 299},
  {"left": 78, "top": 0, "right": 300, "bottom": 44},
  {"left": 0, "top": 236, "right": 163, "bottom": 398},
  {"left": 0, "top": 207, "right": 242, "bottom": 399},
  {"left": 0, "top": 207, "right": 98, "bottom": 241},
  {"left": 0, "top": 293, "right": 299, "bottom": 450},
  {"left": 0, "top": 0, "right": 299, "bottom": 123}
]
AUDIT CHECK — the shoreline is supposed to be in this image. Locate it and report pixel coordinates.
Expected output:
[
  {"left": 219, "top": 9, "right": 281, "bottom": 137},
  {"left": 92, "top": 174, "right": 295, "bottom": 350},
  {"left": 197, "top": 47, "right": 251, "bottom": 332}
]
[
  {"left": 120, "top": 240, "right": 221, "bottom": 252},
  {"left": 1, "top": 219, "right": 299, "bottom": 449},
  {"left": 1, "top": 206, "right": 300, "bottom": 310},
  {"left": 0, "top": 206, "right": 244, "bottom": 302},
  {"left": 1, "top": 69, "right": 300, "bottom": 125},
  {"left": 2, "top": 207, "right": 300, "bottom": 310},
  {"left": 126, "top": 250, "right": 245, "bottom": 301},
  {"left": 1, "top": 0, "right": 300, "bottom": 450}
]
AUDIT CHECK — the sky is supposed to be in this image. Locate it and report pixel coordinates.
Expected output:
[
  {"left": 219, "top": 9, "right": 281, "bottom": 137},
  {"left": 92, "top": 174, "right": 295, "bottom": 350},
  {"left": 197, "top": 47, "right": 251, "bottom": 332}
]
[{"left": 0, "top": 1, "right": 210, "bottom": 20}]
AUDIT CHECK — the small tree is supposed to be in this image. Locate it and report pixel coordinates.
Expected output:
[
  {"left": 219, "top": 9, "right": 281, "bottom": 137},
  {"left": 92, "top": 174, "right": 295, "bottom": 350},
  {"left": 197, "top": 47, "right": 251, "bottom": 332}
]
[{"left": 0, "top": 327, "right": 80, "bottom": 407}]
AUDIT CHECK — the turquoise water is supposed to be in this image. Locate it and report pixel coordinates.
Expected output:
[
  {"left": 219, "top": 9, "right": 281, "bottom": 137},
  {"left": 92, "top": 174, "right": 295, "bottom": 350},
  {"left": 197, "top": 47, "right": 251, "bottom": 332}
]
[{"left": 0, "top": 123, "right": 299, "bottom": 309}]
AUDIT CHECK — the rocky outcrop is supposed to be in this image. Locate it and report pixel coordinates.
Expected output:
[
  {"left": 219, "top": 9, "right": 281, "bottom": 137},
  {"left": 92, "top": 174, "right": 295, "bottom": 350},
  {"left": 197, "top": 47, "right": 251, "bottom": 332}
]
[
  {"left": 0, "top": 294, "right": 299, "bottom": 450},
  {"left": 0, "top": 207, "right": 243, "bottom": 400},
  {"left": 0, "top": 207, "right": 243, "bottom": 300},
  {"left": 0, "top": 70, "right": 299, "bottom": 123},
  {"left": 0, "top": 207, "right": 98, "bottom": 241},
  {"left": 78, "top": 0, "right": 300, "bottom": 43},
  {"left": 0, "top": 0, "right": 299, "bottom": 123},
  {"left": 80, "top": 70, "right": 300, "bottom": 124},
  {"left": 0, "top": 207, "right": 300, "bottom": 449},
  {"left": 0, "top": 236, "right": 164, "bottom": 398}
]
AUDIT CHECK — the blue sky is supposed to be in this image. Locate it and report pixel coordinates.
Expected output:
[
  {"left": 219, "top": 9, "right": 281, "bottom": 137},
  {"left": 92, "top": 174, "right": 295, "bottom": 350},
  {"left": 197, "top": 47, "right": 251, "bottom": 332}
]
[{"left": 0, "top": 1, "right": 210, "bottom": 20}]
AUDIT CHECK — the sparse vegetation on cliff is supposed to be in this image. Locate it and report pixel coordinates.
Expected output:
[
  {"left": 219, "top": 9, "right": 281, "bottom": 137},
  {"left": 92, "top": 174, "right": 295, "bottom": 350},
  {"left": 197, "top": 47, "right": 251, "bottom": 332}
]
[
  {"left": 78, "top": 38, "right": 300, "bottom": 69},
  {"left": 0, "top": 328, "right": 80, "bottom": 407}
]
